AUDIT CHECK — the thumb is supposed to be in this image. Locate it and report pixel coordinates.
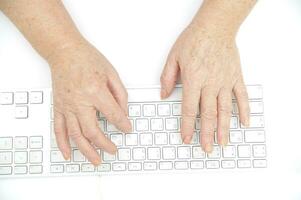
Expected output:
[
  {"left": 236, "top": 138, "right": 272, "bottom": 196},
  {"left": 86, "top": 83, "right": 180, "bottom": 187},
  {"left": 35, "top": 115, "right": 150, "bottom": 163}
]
[{"left": 160, "top": 55, "right": 179, "bottom": 99}]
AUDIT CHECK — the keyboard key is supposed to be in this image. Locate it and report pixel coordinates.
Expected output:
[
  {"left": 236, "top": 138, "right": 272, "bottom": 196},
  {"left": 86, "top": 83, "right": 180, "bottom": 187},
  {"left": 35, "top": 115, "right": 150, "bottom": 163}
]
[
  {"left": 15, "top": 92, "right": 28, "bottom": 104},
  {"left": 157, "top": 104, "right": 171, "bottom": 116},
  {"left": 247, "top": 85, "right": 263, "bottom": 99},
  {"left": 192, "top": 146, "right": 206, "bottom": 159},
  {"left": 14, "top": 166, "right": 28, "bottom": 174},
  {"left": 242, "top": 115, "right": 264, "bottom": 128},
  {"left": 0, "top": 137, "right": 13, "bottom": 150},
  {"left": 195, "top": 118, "right": 201, "bottom": 130},
  {"left": 143, "top": 104, "right": 156, "bottom": 117},
  {"left": 237, "top": 159, "right": 251, "bottom": 168},
  {"left": 14, "top": 137, "right": 28, "bottom": 149},
  {"left": 222, "top": 145, "right": 236, "bottom": 158},
  {"left": 133, "top": 148, "right": 146, "bottom": 160},
  {"left": 249, "top": 101, "right": 264, "bottom": 114},
  {"left": 110, "top": 134, "right": 123, "bottom": 146},
  {"left": 165, "top": 118, "right": 178, "bottom": 131},
  {"left": 29, "top": 136, "right": 43, "bottom": 149},
  {"left": 252, "top": 145, "right": 266, "bottom": 158},
  {"left": 29, "top": 151, "right": 43, "bottom": 163},
  {"left": 73, "top": 149, "right": 85, "bottom": 162},
  {"left": 140, "top": 133, "right": 153, "bottom": 146},
  {"left": 135, "top": 119, "right": 149, "bottom": 131},
  {"left": 66, "top": 164, "right": 80, "bottom": 173},
  {"left": 128, "top": 104, "right": 141, "bottom": 117},
  {"left": 230, "top": 116, "right": 238, "bottom": 129},
  {"left": 97, "top": 163, "right": 111, "bottom": 172},
  {"left": 0, "top": 166, "right": 12, "bottom": 175},
  {"left": 125, "top": 134, "right": 138, "bottom": 146},
  {"left": 128, "top": 162, "right": 142, "bottom": 171},
  {"left": 245, "top": 130, "right": 265, "bottom": 143},
  {"left": 150, "top": 118, "right": 164, "bottom": 131},
  {"left": 102, "top": 151, "right": 116, "bottom": 161},
  {"left": 221, "top": 160, "right": 236, "bottom": 169},
  {"left": 14, "top": 151, "right": 28, "bottom": 164},
  {"left": 154, "top": 132, "right": 168, "bottom": 145},
  {"left": 107, "top": 122, "right": 118, "bottom": 132},
  {"left": 0, "top": 92, "right": 13, "bottom": 105},
  {"left": 229, "top": 131, "right": 243, "bottom": 143},
  {"left": 81, "top": 164, "right": 95, "bottom": 172},
  {"left": 50, "top": 165, "right": 64, "bottom": 173},
  {"left": 169, "top": 132, "right": 182, "bottom": 145},
  {"left": 238, "top": 145, "right": 251, "bottom": 158},
  {"left": 162, "top": 147, "right": 176, "bottom": 160},
  {"left": 175, "top": 161, "right": 189, "bottom": 170},
  {"left": 253, "top": 159, "right": 267, "bottom": 168},
  {"left": 206, "top": 160, "right": 220, "bottom": 169},
  {"left": 15, "top": 106, "right": 28, "bottom": 119},
  {"left": 147, "top": 147, "right": 161, "bottom": 160},
  {"left": 172, "top": 103, "right": 181, "bottom": 116},
  {"left": 29, "top": 165, "right": 43, "bottom": 174},
  {"left": 99, "top": 120, "right": 106, "bottom": 131},
  {"left": 0, "top": 152, "right": 12, "bottom": 164},
  {"left": 112, "top": 163, "right": 126, "bottom": 171},
  {"left": 143, "top": 162, "right": 157, "bottom": 170},
  {"left": 159, "top": 161, "right": 173, "bottom": 170},
  {"left": 207, "top": 146, "right": 221, "bottom": 159},
  {"left": 30, "top": 91, "right": 43, "bottom": 104},
  {"left": 177, "top": 146, "right": 191, "bottom": 159},
  {"left": 190, "top": 160, "right": 204, "bottom": 169},
  {"left": 118, "top": 148, "right": 131, "bottom": 161},
  {"left": 51, "top": 150, "right": 70, "bottom": 163}
]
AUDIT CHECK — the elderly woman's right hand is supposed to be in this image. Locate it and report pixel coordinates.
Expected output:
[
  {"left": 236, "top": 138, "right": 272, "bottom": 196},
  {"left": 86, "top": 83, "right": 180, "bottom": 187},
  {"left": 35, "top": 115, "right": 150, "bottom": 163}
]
[{"left": 49, "top": 41, "right": 131, "bottom": 165}]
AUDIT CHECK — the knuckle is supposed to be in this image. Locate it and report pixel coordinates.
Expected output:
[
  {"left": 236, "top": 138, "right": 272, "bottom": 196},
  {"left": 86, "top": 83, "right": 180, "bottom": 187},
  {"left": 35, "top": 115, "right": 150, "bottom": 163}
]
[
  {"left": 68, "top": 131, "right": 82, "bottom": 141},
  {"left": 201, "top": 109, "right": 217, "bottom": 120},
  {"left": 107, "top": 111, "right": 123, "bottom": 124}
]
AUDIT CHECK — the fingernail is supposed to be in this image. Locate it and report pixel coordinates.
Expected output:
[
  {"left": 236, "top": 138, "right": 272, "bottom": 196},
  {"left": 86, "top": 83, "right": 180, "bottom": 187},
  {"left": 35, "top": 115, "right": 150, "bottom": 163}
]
[
  {"left": 205, "top": 143, "right": 213, "bottom": 153},
  {"left": 244, "top": 118, "right": 250, "bottom": 127},
  {"left": 222, "top": 137, "right": 228, "bottom": 147},
  {"left": 184, "top": 136, "right": 192, "bottom": 144},
  {"left": 160, "top": 88, "right": 167, "bottom": 99}
]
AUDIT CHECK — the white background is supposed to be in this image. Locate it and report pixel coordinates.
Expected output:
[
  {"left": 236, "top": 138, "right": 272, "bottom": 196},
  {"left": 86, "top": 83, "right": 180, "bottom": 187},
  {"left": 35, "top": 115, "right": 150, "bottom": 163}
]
[{"left": 1, "top": 0, "right": 301, "bottom": 199}]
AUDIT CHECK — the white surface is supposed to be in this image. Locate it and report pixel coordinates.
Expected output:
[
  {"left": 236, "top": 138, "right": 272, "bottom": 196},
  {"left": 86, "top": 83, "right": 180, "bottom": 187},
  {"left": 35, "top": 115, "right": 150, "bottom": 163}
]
[{"left": 0, "top": 0, "right": 301, "bottom": 200}]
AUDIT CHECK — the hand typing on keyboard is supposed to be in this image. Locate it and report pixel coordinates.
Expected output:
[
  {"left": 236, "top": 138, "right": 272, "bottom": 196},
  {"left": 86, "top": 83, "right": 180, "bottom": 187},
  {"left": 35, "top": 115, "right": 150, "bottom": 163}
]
[{"left": 160, "top": 1, "right": 256, "bottom": 153}]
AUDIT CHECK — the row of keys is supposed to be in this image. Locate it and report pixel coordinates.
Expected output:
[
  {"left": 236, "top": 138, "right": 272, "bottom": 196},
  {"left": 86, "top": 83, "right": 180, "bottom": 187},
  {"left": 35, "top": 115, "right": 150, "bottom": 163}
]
[
  {"left": 0, "top": 165, "right": 43, "bottom": 175},
  {"left": 0, "top": 151, "right": 43, "bottom": 164},
  {"left": 0, "top": 91, "right": 43, "bottom": 105},
  {"left": 0, "top": 136, "right": 43, "bottom": 150}
]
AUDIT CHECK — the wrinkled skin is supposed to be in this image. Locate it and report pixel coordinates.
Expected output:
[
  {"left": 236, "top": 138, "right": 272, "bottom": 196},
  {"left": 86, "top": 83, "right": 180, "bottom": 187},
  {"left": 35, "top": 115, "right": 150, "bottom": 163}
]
[
  {"left": 50, "top": 42, "right": 132, "bottom": 165},
  {"left": 160, "top": 23, "right": 250, "bottom": 153}
]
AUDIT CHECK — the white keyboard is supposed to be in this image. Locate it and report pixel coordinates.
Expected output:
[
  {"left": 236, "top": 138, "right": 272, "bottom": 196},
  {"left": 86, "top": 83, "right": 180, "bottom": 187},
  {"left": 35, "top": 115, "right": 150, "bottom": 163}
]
[{"left": 0, "top": 85, "right": 266, "bottom": 178}]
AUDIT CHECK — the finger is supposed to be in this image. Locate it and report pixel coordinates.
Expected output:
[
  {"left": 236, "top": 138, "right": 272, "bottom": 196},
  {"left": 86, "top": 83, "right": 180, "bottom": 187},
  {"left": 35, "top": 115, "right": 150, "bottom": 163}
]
[
  {"left": 181, "top": 81, "right": 201, "bottom": 144},
  {"left": 94, "top": 87, "right": 132, "bottom": 133},
  {"left": 107, "top": 69, "right": 129, "bottom": 115},
  {"left": 233, "top": 77, "right": 250, "bottom": 126},
  {"left": 217, "top": 88, "right": 232, "bottom": 146},
  {"left": 65, "top": 111, "right": 101, "bottom": 166},
  {"left": 54, "top": 110, "right": 71, "bottom": 159},
  {"left": 200, "top": 86, "right": 218, "bottom": 153},
  {"left": 77, "top": 107, "right": 117, "bottom": 154},
  {"left": 160, "top": 54, "right": 179, "bottom": 99}
]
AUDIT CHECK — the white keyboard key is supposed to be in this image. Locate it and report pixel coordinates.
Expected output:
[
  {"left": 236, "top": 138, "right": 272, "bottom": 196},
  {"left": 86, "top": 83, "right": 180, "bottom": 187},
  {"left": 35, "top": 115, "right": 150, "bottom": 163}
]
[
  {"left": 192, "top": 146, "right": 206, "bottom": 159},
  {"left": 191, "top": 132, "right": 199, "bottom": 144},
  {"left": 175, "top": 161, "right": 189, "bottom": 170},
  {"left": 14, "top": 166, "right": 28, "bottom": 174},
  {"left": 112, "top": 163, "right": 126, "bottom": 171},
  {"left": 50, "top": 165, "right": 64, "bottom": 173},
  {"left": 143, "top": 104, "right": 156, "bottom": 117},
  {"left": 190, "top": 160, "right": 204, "bottom": 169},
  {"left": 128, "top": 162, "right": 142, "bottom": 171},
  {"left": 172, "top": 103, "right": 181, "bottom": 116},
  {"left": 14, "top": 137, "right": 28, "bottom": 149},
  {"left": 0, "top": 152, "right": 12, "bottom": 164},
  {"left": 29, "top": 136, "right": 43, "bottom": 149},
  {"left": 154, "top": 132, "right": 168, "bottom": 145},
  {"left": 162, "top": 147, "right": 176, "bottom": 160},
  {"left": 245, "top": 130, "right": 265, "bottom": 143},
  {"left": 15, "top": 106, "right": 28, "bottom": 119},
  {"left": 14, "top": 151, "right": 27, "bottom": 164},
  {"left": 97, "top": 163, "right": 111, "bottom": 172},
  {"left": 102, "top": 151, "right": 116, "bottom": 161},
  {"left": 51, "top": 150, "right": 70, "bottom": 163},
  {"left": 110, "top": 134, "right": 123, "bottom": 146},
  {"left": 221, "top": 160, "right": 236, "bottom": 169},
  {"left": 143, "top": 162, "right": 157, "bottom": 170},
  {"left": 249, "top": 101, "right": 264, "bottom": 114},
  {"left": 118, "top": 148, "right": 131, "bottom": 161},
  {"left": 125, "top": 134, "right": 138, "bottom": 146},
  {"left": 133, "top": 148, "right": 146, "bottom": 160},
  {"left": 29, "top": 151, "right": 43, "bottom": 163},
  {"left": 247, "top": 85, "right": 263, "bottom": 99},
  {"left": 135, "top": 119, "right": 149, "bottom": 131},
  {"left": 238, "top": 145, "right": 251, "bottom": 158},
  {"left": 169, "top": 132, "right": 182, "bottom": 145},
  {"left": 206, "top": 160, "right": 220, "bottom": 169},
  {"left": 0, "top": 166, "right": 12, "bottom": 175},
  {"left": 157, "top": 104, "right": 171, "bottom": 116},
  {"left": 73, "top": 149, "right": 86, "bottom": 162},
  {"left": 207, "top": 146, "right": 221, "bottom": 159},
  {"left": 177, "top": 146, "right": 191, "bottom": 159},
  {"left": 253, "top": 159, "right": 267, "bottom": 168},
  {"left": 237, "top": 159, "right": 251, "bottom": 168},
  {"left": 81, "top": 164, "right": 95, "bottom": 172},
  {"left": 140, "top": 133, "right": 153, "bottom": 146},
  {"left": 0, "top": 92, "right": 13, "bottom": 105},
  {"left": 229, "top": 131, "right": 243, "bottom": 143},
  {"left": 165, "top": 118, "right": 178, "bottom": 131},
  {"left": 147, "top": 147, "right": 161, "bottom": 160},
  {"left": 128, "top": 104, "right": 141, "bottom": 117},
  {"left": 15, "top": 92, "right": 28, "bottom": 104},
  {"left": 222, "top": 145, "right": 236, "bottom": 158},
  {"left": 159, "top": 161, "right": 173, "bottom": 170},
  {"left": 150, "top": 118, "right": 164, "bottom": 131},
  {"left": 0, "top": 137, "right": 13, "bottom": 150},
  {"left": 253, "top": 145, "right": 266, "bottom": 158},
  {"left": 29, "top": 165, "right": 43, "bottom": 174},
  {"left": 230, "top": 116, "right": 238, "bottom": 129},
  {"left": 66, "top": 164, "right": 80, "bottom": 173},
  {"left": 30, "top": 91, "right": 43, "bottom": 104},
  {"left": 107, "top": 122, "right": 118, "bottom": 132},
  {"left": 243, "top": 115, "right": 264, "bottom": 128}
]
